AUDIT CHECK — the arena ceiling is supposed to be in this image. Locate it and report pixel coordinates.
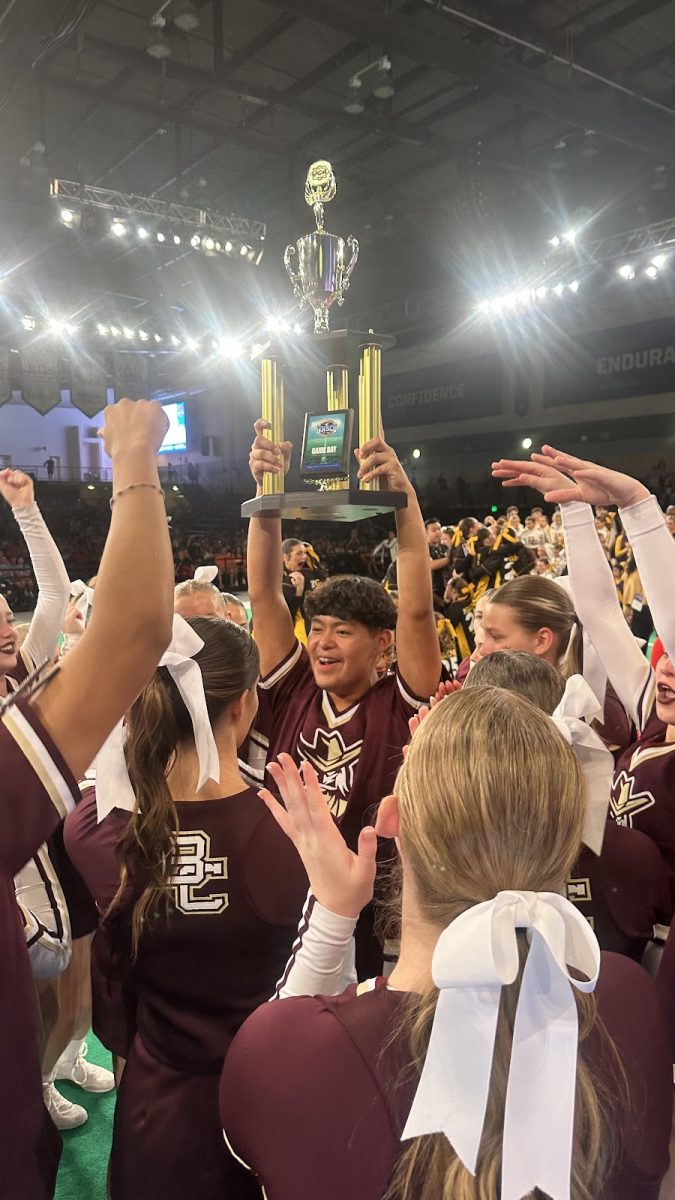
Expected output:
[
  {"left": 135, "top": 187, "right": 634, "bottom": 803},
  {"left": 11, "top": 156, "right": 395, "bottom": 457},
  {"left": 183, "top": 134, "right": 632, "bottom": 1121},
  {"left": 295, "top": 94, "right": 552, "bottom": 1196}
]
[{"left": 3, "top": 0, "right": 675, "bottom": 331}]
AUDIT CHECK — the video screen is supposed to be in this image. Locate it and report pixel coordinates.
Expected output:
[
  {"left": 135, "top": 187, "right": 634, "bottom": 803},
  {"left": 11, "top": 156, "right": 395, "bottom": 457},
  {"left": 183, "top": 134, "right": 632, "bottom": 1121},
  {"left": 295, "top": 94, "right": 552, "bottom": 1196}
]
[{"left": 159, "top": 401, "right": 187, "bottom": 453}]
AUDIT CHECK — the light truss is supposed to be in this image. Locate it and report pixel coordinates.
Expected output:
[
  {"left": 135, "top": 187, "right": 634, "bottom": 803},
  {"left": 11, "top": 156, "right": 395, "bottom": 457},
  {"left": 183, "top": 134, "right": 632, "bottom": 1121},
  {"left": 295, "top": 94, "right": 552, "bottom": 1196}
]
[
  {"left": 582, "top": 216, "right": 675, "bottom": 264},
  {"left": 50, "top": 179, "right": 267, "bottom": 241}
]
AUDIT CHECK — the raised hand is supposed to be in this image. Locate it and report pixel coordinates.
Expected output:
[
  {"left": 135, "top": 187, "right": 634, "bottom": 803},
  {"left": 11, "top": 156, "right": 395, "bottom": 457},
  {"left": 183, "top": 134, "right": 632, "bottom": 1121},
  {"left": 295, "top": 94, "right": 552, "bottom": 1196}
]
[
  {"left": 0, "top": 469, "right": 34, "bottom": 509},
  {"left": 491, "top": 457, "right": 575, "bottom": 500},
  {"left": 98, "top": 397, "right": 169, "bottom": 458},
  {"left": 249, "top": 418, "right": 293, "bottom": 488},
  {"left": 537, "top": 446, "right": 650, "bottom": 508},
  {"left": 356, "top": 437, "right": 411, "bottom": 493},
  {"left": 260, "top": 754, "right": 377, "bottom": 918}
]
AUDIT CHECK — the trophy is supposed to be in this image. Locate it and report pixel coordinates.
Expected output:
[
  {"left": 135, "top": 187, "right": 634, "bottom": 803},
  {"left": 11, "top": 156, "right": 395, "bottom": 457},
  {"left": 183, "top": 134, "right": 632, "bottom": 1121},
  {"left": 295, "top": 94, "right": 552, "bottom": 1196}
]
[{"left": 241, "top": 161, "right": 406, "bottom": 523}]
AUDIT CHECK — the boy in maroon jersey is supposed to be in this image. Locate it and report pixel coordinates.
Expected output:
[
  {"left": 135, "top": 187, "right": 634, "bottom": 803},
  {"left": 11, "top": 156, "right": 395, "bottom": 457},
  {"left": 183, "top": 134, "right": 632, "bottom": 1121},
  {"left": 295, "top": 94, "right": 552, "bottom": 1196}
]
[{"left": 245, "top": 422, "right": 441, "bottom": 973}]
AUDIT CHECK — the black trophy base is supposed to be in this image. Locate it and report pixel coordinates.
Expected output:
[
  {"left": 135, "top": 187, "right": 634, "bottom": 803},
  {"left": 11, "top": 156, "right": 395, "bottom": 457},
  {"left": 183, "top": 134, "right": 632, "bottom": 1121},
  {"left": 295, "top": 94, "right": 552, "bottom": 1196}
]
[{"left": 241, "top": 489, "right": 407, "bottom": 523}]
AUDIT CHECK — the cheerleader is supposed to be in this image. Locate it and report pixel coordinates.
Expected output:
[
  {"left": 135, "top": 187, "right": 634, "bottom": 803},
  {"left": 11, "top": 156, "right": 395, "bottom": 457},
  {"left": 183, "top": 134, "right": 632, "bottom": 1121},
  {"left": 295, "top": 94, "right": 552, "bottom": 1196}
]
[
  {"left": 492, "top": 447, "right": 675, "bottom": 907},
  {"left": 64, "top": 615, "right": 308, "bottom": 1200},
  {"left": 0, "top": 397, "right": 173, "bottom": 1200},
  {"left": 221, "top": 690, "right": 671, "bottom": 1199}
]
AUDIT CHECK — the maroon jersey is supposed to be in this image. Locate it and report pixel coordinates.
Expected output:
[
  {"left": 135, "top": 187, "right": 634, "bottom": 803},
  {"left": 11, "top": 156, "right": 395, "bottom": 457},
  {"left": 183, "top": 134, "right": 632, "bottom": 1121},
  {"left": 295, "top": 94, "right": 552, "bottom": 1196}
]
[
  {"left": 0, "top": 699, "right": 79, "bottom": 1200},
  {"left": 248, "top": 642, "right": 424, "bottom": 852},
  {"left": 610, "top": 704, "right": 675, "bottom": 906},
  {"left": 221, "top": 954, "right": 672, "bottom": 1200},
  {"left": 65, "top": 788, "right": 308, "bottom": 1200},
  {"left": 566, "top": 820, "right": 671, "bottom": 961},
  {"left": 64, "top": 788, "right": 308, "bottom": 1068}
]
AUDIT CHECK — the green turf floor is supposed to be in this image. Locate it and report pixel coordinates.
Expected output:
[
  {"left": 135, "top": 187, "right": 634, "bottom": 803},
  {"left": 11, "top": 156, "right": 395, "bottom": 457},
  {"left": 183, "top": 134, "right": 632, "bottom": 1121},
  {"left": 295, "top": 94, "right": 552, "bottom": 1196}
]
[{"left": 54, "top": 1035, "right": 115, "bottom": 1200}]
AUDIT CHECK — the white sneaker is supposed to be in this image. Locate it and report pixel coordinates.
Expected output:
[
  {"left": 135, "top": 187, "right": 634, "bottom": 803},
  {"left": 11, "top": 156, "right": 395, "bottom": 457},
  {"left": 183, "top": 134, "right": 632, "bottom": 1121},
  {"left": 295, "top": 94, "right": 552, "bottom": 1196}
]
[
  {"left": 42, "top": 1081, "right": 88, "bottom": 1130},
  {"left": 55, "top": 1041, "right": 115, "bottom": 1093}
]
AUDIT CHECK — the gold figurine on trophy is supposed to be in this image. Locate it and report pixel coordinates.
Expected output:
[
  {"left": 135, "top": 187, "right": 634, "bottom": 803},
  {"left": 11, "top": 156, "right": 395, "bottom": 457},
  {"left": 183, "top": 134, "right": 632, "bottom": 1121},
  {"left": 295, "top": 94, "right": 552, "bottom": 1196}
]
[{"left": 241, "top": 161, "right": 406, "bottom": 523}]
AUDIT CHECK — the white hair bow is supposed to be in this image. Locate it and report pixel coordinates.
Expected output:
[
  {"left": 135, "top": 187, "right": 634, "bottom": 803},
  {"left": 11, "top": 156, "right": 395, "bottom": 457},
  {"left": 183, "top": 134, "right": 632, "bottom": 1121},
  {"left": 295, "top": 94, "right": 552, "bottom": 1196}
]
[
  {"left": 94, "top": 613, "right": 220, "bottom": 822},
  {"left": 402, "top": 890, "right": 600, "bottom": 1200},
  {"left": 551, "top": 674, "right": 614, "bottom": 855},
  {"left": 70, "top": 579, "right": 94, "bottom": 622},
  {"left": 193, "top": 565, "right": 218, "bottom": 583}
]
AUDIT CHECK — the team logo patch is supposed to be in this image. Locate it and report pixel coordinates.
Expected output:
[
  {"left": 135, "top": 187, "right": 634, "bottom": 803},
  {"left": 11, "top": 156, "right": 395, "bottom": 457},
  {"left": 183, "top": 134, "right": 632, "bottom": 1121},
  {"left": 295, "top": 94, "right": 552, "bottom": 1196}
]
[
  {"left": 316, "top": 419, "right": 338, "bottom": 437},
  {"left": 298, "top": 727, "right": 364, "bottom": 818},
  {"left": 171, "top": 831, "right": 228, "bottom": 915},
  {"left": 610, "top": 771, "right": 656, "bottom": 828}
]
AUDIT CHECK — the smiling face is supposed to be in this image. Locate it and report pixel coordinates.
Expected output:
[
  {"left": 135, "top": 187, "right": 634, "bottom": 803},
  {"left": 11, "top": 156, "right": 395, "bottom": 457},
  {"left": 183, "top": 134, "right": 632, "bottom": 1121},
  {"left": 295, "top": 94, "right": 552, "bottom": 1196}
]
[
  {"left": 0, "top": 596, "right": 19, "bottom": 677},
  {"left": 656, "top": 652, "right": 675, "bottom": 725},
  {"left": 307, "top": 615, "right": 392, "bottom": 701},
  {"left": 426, "top": 522, "right": 442, "bottom": 547}
]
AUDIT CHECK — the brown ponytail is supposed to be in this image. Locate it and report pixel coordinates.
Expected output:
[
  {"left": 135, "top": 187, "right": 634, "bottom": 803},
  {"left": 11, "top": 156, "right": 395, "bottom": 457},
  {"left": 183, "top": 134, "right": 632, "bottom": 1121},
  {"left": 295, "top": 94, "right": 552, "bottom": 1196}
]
[{"left": 107, "top": 616, "right": 259, "bottom": 954}]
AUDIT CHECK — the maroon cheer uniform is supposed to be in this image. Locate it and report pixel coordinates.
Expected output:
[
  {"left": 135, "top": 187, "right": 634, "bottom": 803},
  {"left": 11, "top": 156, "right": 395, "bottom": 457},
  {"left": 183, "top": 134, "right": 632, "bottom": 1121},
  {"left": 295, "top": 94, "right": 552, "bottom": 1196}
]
[
  {"left": 0, "top": 699, "right": 79, "bottom": 1200},
  {"left": 610, "top": 702, "right": 675, "bottom": 906},
  {"left": 64, "top": 787, "right": 308, "bottom": 1200},
  {"left": 566, "top": 820, "right": 671, "bottom": 961},
  {"left": 221, "top": 954, "right": 672, "bottom": 1200}
]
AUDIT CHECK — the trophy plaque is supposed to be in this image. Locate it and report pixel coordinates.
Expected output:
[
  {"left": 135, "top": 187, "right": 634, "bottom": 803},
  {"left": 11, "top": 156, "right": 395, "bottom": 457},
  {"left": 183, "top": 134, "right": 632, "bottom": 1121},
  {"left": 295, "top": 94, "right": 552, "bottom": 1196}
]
[{"left": 241, "top": 160, "right": 406, "bottom": 523}]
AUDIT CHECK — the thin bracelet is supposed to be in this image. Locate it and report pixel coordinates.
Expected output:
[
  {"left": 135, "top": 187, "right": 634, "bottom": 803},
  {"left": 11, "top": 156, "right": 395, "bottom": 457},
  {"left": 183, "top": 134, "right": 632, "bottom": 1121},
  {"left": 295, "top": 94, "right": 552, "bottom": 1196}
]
[{"left": 110, "top": 482, "right": 165, "bottom": 510}]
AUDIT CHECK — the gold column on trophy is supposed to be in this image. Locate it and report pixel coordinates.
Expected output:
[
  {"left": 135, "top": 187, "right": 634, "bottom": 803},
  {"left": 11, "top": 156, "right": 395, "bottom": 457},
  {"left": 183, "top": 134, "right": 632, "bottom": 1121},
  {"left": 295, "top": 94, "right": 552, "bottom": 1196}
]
[
  {"left": 326, "top": 364, "right": 349, "bottom": 411},
  {"left": 358, "top": 342, "right": 383, "bottom": 491},
  {"left": 261, "top": 356, "right": 285, "bottom": 496}
]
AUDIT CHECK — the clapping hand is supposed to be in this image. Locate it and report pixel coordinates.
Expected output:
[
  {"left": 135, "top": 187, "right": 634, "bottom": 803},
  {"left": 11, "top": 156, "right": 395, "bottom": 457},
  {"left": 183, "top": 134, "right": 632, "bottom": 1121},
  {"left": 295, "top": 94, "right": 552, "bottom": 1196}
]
[{"left": 260, "top": 754, "right": 377, "bottom": 918}]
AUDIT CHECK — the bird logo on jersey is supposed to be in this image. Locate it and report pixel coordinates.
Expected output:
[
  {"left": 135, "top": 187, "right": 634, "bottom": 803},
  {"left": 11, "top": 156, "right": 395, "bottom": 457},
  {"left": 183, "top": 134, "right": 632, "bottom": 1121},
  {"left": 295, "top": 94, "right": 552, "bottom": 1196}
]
[
  {"left": 298, "top": 727, "right": 364, "bottom": 818},
  {"left": 611, "top": 771, "right": 656, "bottom": 828}
]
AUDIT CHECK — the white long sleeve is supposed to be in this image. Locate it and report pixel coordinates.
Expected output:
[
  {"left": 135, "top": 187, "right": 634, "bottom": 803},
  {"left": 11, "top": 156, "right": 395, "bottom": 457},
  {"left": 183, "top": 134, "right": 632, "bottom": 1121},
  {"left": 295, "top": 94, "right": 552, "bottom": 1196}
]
[
  {"left": 561, "top": 502, "right": 652, "bottom": 729},
  {"left": 12, "top": 502, "right": 70, "bottom": 671},
  {"left": 271, "top": 893, "right": 357, "bottom": 1000},
  {"left": 619, "top": 495, "right": 675, "bottom": 664},
  {"left": 15, "top": 844, "right": 72, "bottom": 979}
]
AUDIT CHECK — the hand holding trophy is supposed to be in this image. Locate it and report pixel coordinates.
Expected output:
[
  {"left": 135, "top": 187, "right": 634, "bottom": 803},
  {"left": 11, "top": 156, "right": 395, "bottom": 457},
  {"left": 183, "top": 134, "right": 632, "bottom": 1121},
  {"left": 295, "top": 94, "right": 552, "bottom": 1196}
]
[{"left": 241, "top": 161, "right": 406, "bottom": 523}]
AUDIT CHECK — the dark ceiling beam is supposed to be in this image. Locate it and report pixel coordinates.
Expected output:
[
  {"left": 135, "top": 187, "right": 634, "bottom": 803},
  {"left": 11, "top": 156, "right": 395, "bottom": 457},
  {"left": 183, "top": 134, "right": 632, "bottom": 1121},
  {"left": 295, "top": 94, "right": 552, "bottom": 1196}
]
[
  {"left": 261, "top": 0, "right": 675, "bottom": 156},
  {"left": 76, "top": 33, "right": 489, "bottom": 164},
  {"left": 92, "top": 12, "right": 297, "bottom": 186},
  {"left": 47, "top": 66, "right": 134, "bottom": 159},
  {"left": 573, "top": 0, "right": 673, "bottom": 47}
]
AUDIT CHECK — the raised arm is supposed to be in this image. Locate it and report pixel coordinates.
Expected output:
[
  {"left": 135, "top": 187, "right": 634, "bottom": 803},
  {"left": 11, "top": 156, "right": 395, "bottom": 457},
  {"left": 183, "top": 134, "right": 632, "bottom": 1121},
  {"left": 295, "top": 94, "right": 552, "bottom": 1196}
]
[
  {"left": 492, "top": 451, "right": 651, "bottom": 727},
  {"left": 247, "top": 419, "right": 297, "bottom": 677},
  {"left": 31, "top": 399, "right": 174, "bottom": 779},
  {"left": 358, "top": 438, "right": 441, "bottom": 700},
  {"left": 542, "top": 448, "right": 675, "bottom": 667},
  {"left": 0, "top": 472, "right": 70, "bottom": 672}
]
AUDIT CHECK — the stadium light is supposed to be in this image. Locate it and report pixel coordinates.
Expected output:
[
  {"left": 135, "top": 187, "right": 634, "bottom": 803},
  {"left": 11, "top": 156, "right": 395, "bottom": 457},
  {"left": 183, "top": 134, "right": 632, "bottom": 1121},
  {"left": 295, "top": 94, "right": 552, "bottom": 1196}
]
[
  {"left": 618, "top": 263, "right": 635, "bottom": 280},
  {"left": 521, "top": 437, "right": 533, "bottom": 450},
  {"left": 412, "top": 448, "right": 421, "bottom": 460},
  {"left": 111, "top": 220, "right": 127, "bottom": 238}
]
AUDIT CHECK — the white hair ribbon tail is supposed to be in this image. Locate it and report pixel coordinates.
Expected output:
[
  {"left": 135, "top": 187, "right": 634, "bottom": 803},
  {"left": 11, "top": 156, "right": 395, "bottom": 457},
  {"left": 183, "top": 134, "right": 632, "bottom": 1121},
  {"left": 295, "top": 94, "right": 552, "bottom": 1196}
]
[
  {"left": 193, "top": 565, "right": 219, "bottom": 584},
  {"left": 552, "top": 675, "right": 614, "bottom": 856},
  {"left": 401, "top": 890, "right": 600, "bottom": 1200},
  {"left": 70, "top": 579, "right": 95, "bottom": 621},
  {"left": 159, "top": 616, "right": 221, "bottom": 791},
  {"left": 93, "top": 614, "right": 219, "bottom": 822}
]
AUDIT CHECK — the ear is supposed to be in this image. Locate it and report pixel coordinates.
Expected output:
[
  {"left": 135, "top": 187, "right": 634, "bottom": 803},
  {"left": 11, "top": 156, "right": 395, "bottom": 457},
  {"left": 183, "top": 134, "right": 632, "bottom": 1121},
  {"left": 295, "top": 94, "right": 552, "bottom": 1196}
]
[
  {"left": 534, "top": 627, "right": 555, "bottom": 658},
  {"left": 227, "top": 688, "right": 251, "bottom": 725},
  {"left": 375, "top": 628, "right": 394, "bottom": 655},
  {"left": 375, "top": 793, "right": 400, "bottom": 839}
]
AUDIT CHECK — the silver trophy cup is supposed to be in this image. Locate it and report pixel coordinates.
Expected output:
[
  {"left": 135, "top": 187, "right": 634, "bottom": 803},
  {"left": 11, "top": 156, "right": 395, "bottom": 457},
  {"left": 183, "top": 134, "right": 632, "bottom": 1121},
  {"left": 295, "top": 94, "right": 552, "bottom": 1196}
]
[{"left": 284, "top": 160, "right": 359, "bottom": 333}]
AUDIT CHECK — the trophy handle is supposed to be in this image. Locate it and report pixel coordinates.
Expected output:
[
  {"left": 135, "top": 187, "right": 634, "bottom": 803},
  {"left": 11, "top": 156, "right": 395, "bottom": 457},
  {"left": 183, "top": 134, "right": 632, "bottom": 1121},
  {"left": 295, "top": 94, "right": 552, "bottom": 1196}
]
[
  {"left": 284, "top": 243, "right": 303, "bottom": 300},
  {"left": 341, "top": 236, "right": 359, "bottom": 290}
]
